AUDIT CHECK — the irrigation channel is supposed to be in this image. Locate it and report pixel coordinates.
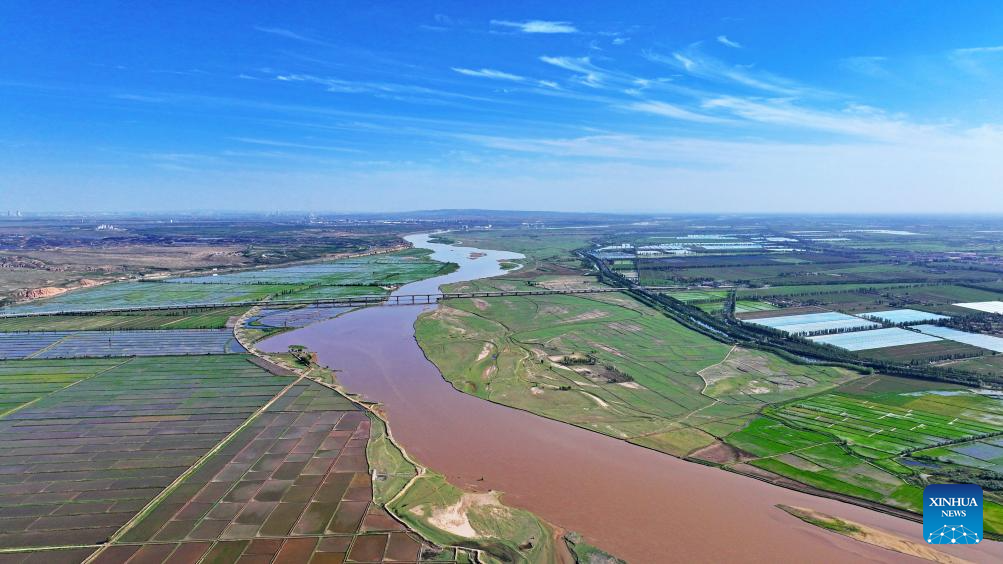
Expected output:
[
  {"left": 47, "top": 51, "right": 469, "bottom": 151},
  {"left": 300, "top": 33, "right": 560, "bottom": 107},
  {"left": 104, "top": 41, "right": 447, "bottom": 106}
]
[{"left": 260, "top": 233, "right": 1003, "bottom": 563}]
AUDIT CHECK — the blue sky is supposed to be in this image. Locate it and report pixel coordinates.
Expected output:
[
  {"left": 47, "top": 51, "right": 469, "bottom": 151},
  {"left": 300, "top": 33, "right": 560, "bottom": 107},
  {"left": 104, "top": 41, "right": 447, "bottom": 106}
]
[{"left": 4, "top": 1, "right": 1003, "bottom": 213}]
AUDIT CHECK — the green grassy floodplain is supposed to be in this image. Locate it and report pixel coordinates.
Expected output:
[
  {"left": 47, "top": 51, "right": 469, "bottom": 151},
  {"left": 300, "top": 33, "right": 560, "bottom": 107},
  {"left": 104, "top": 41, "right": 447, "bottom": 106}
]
[{"left": 417, "top": 276, "right": 857, "bottom": 457}]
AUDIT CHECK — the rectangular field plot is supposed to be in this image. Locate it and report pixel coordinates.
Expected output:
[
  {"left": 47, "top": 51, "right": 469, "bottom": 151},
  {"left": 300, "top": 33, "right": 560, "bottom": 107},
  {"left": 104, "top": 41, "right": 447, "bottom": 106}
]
[
  {"left": 745, "top": 311, "right": 878, "bottom": 335},
  {"left": 0, "top": 282, "right": 296, "bottom": 315},
  {"left": 857, "top": 339, "right": 987, "bottom": 363},
  {"left": 914, "top": 324, "right": 1003, "bottom": 353},
  {"left": 0, "top": 307, "right": 246, "bottom": 332},
  {"left": 104, "top": 379, "right": 429, "bottom": 563},
  {"left": 244, "top": 305, "right": 353, "bottom": 329},
  {"left": 809, "top": 328, "right": 942, "bottom": 351},
  {"left": 169, "top": 250, "right": 447, "bottom": 286},
  {"left": 955, "top": 301, "right": 1003, "bottom": 314},
  {"left": 0, "top": 355, "right": 290, "bottom": 550},
  {"left": 734, "top": 300, "right": 778, "bottom": 314},
  {"left": 0, "top": 329, "right": 244, "bottom": 360},
  {"left": 770, "top": 394, "right": 1003, "bottom": 456},
  {"left": 0, "top": 332, "right": 67, "bottom": 360},
  {"left": 727, "top": 418, "right": 913, "bottom": 503},
  {"left": 914, "top": 437, "right": 1003, "bottom": 472},
  {"left": 0, "top": 358, "right": 124, "bottom": 415},
  {"left": 664, "top": 290, "right": 727, "bottom": 303},
  {"left": 859, "top": 309, "right": 950, "bottom": 324}
]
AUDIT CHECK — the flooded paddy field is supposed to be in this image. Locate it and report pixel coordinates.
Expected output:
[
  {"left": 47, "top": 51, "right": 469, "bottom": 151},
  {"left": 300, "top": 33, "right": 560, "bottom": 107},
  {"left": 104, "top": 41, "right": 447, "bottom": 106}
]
[
  {"left": 90, "top": 379, "right": 447, "bottom": 563},
  {"left": 0, "top": 282, "right": 296, "bottom": 314},
  {"left": 262, "top": 233, "right": 1003, "bottom": 563},
  {"left": 0, "top": 355, "right": 288, "bottom": 550},
  {"left": 0, "top": 329, "right": 244, "bottom": 360},
  {"left": 0, "top": 355, "right": 460, "bottom": 562},
  {"left": 0, "top": 307, "right": 247, "bottom": 332},
  {"left": 243, "top": 305, "right": 353, "bottom": 330}
]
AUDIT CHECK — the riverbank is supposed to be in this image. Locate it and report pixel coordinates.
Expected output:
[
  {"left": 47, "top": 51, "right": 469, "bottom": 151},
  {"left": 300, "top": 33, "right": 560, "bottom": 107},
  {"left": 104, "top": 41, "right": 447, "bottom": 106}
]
[{"left": 260, "top": 233, "right": 1003, "bottom": 563}]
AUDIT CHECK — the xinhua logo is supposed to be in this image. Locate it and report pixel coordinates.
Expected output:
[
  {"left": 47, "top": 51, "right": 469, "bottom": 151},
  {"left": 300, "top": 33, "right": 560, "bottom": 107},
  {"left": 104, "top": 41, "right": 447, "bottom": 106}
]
[{"left": 923, "top": 484, "right": 983, "bottom": 545}]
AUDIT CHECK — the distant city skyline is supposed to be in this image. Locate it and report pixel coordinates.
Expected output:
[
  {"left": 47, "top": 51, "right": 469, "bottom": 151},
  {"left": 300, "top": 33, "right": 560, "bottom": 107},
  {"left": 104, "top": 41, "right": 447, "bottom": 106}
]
[{"left": 4, "top": 1, "right": 1003, "bottom": 213}]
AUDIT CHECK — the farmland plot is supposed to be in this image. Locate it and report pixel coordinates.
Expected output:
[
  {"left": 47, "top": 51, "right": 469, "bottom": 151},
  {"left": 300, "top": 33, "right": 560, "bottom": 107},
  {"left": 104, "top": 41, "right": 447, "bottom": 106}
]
[
  {"left": 102, "top": 379, "right": 437, "bottom": 563},
  {"left": 955, "top": 301, "right": 1003, "bottom": 314},
  {"left": 809, "top": 328, "right": 942, "bottom": 351},
  {"left": 244, "top": 305, "right": 353, "bottom": 329},
  {"left": 0, "top": 329, "right": 244, "bottom": 360},
  {"left": 727, "top": 391, "right": 1003, "bottom": 516},
  {"left": 859, "top": 309, "right": 950, "bottom": 324},
  {"left": 169, "top": 249, "right": 448, "bottom": 287},
  {"left": 0, "top": 282, "right": 300, "bottom": 314},
  {"left": 0, "top": 308, "right": 246, "bottom": 332},
  {"left": 914, "top": 325, "right": 1003, "bottom": 353},
  {"left": 745, "top": 312, "right": 878, "bottom": 335},
  {"left": 770, "top": 394, "right": 1001, "bottom": 455},
  {"left": 0, "top": 355, "right": 289, "bottom": 551}
]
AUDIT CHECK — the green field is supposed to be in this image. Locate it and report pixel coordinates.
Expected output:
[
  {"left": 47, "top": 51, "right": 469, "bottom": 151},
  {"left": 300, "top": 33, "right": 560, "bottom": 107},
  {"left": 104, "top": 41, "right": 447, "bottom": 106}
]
[
  {"left": 0, "top": 357, "right": 125, "bottom": 415},
  {"left": 769, "top": 394, "right": 1001, "bottom": 455},
  {"left": 723, "top": 386, "right": 1003, "bottom": 528},
  {"left": 0, "top": 306, "right": 247, "bottom": 332},
  {"left": 734, "top": 300, "right": 778, "bottom": 313},
  {"left": 948, "top": 355, "right": 1003, "bottom": 375},
  {"left": 665, "top": 290, "right": 727, "bottom": 303}
]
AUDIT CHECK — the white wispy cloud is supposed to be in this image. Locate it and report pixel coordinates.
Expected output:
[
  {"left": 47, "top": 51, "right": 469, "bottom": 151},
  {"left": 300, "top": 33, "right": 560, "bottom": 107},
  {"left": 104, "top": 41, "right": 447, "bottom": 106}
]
[
  {"left": 254, "top": 26, "right": 332, "bottom": 47},
  {"left": 113, "top": 93, "right": 169, "bottom": 103},
  {"left": 421, "top": 126, "right": 1003, "bottom": 213},
  {"left": 839, "top": 56, "right": 888, "bottom": 77},
  {"left": 717, "top": 35, "right": 742, "bottom": 48},
  {"left": 700, "top": 97, "right": 925, "bottom": 141},
  {"left": 625, "top": 101, "right": 734, "bottom": 124},
  {"left": 451, "top": 67, "right": 526, "bottom": 81},
  {"left": 539, "top": 56, "right": 591, "bottom": 73},
  {"left": 272, "top": 73, "right": 502, "bottom": 104},
  {"left": 492, "top": 20, "right": 577, "bottom": 34},
  {"left": 673, "top": 53, "right": 697, "bottom": 71},
  {"left": 953, "top": 45, "right": 1003, "bottom": 56},
  {"left": 647, "top": 49, "right": 807, "bottom": 96},
  {"left": 230, "top": 137, "right": 361, "bottom": 153},
  {"left": 951, "top": 45, "right": 1003, "bottom": 75},
  {"left": 540, "top": 56, "right": 604, "bottom": 87}
]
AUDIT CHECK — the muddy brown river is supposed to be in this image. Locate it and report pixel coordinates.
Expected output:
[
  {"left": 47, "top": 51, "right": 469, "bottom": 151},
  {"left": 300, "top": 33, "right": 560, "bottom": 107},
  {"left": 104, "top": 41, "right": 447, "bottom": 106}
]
[{"left": 261, "top": 234, "right": 1003, "bottom": 563}]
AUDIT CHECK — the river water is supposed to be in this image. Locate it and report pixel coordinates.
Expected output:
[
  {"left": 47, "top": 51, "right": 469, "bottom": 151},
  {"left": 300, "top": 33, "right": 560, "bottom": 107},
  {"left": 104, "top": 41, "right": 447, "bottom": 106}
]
[{"left": 261, "top": 234, "right": 1002, "bottom": 563}]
